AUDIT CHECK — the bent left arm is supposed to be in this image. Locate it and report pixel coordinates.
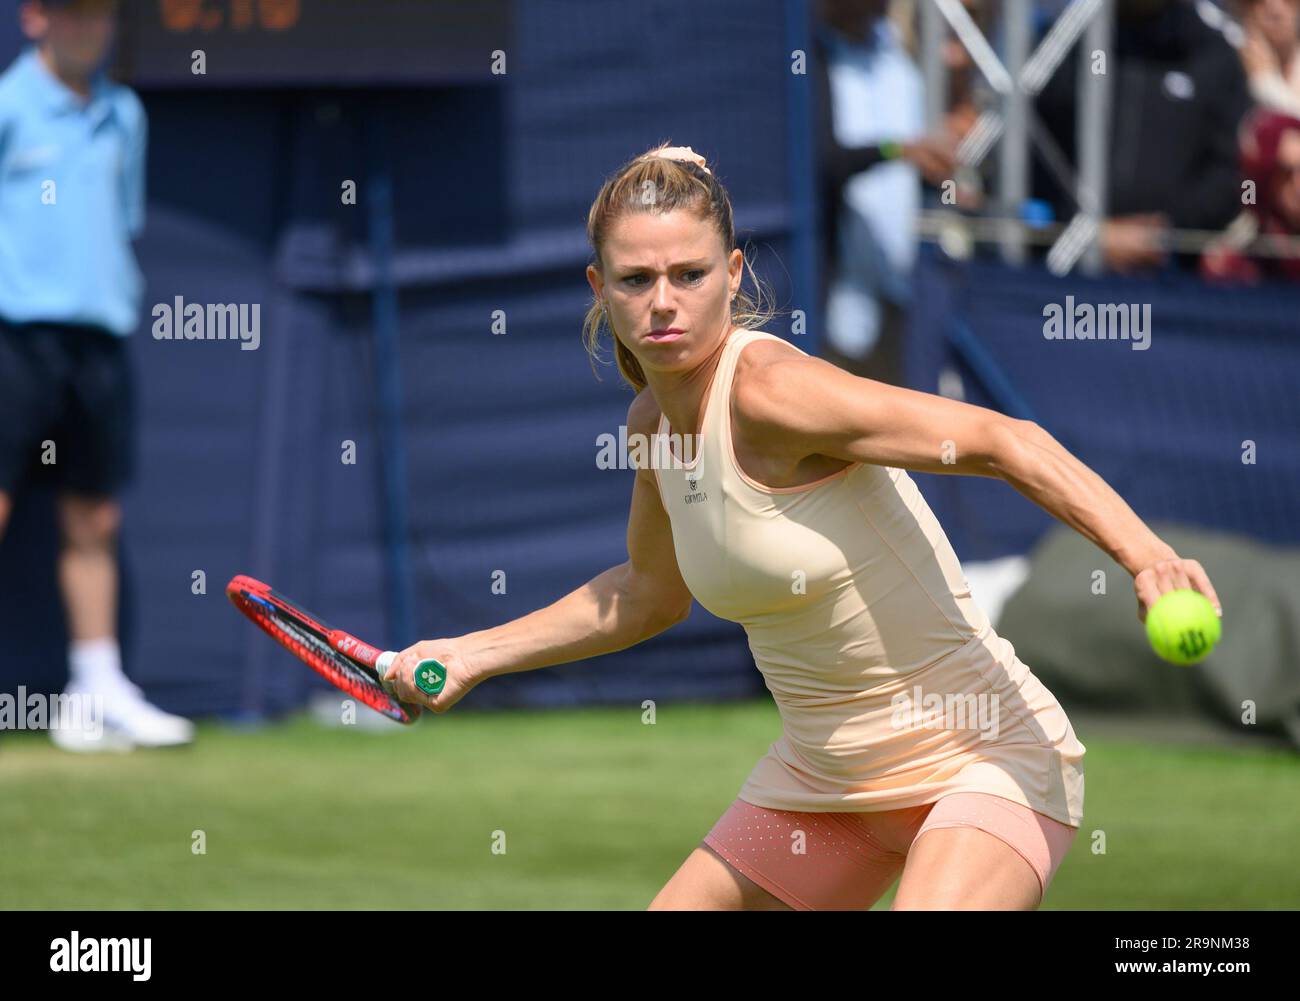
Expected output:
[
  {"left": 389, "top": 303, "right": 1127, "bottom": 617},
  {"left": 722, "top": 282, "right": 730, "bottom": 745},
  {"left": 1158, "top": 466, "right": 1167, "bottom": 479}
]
[{"left": 739, "top": 356, "right": 1223, "bottom": 621}]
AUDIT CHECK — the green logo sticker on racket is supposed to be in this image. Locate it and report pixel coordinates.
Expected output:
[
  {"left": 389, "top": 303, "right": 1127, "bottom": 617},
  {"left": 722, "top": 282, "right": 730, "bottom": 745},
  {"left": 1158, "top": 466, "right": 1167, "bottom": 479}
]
[{"left": 414, "top": 659, "right": 447, "bottom": 696}]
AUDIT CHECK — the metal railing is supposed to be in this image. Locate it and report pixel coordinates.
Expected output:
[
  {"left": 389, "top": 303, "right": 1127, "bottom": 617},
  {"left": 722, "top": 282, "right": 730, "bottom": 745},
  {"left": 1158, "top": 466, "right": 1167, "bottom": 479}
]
[
  {"left": 920, "top": 0, "right": 1116, "bottom": 274},
  {"left": 916, "top": 208, "right": 1300, "bottom": 262}
]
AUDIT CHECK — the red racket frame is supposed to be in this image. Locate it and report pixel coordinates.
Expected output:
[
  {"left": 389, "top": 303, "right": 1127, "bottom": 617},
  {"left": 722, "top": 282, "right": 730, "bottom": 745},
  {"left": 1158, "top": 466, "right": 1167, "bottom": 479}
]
[{"left": 226, "top": 574, "right": 420, "bottom": 725}]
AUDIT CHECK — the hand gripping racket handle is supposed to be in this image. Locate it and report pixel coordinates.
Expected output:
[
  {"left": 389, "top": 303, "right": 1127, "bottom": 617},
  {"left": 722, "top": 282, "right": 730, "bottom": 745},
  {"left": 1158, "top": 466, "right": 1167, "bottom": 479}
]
[{"left": 375, "top": 651, "right": 448, "bottom": 697}]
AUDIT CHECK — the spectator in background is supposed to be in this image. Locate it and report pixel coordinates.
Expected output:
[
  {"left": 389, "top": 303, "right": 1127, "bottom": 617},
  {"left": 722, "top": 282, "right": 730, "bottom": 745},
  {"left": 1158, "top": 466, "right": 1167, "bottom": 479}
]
[
  {"left": 1034, "top": 0, "right": 1253, "bottom": 273},
  {"left": 813, "top": 0, "right": 956, "bottom": 386},
  {"left": 1236, "top": 0, "right": 1300, "bottom": 117},
  {"left": 0, "top": 0, "right": 193, "bottom": 750},
  {"left": 1201, "top": 108, "right": 1300, "bottom": 281},
  {"left": 941, "top": 0, "right": 987, "bottom": 147}
]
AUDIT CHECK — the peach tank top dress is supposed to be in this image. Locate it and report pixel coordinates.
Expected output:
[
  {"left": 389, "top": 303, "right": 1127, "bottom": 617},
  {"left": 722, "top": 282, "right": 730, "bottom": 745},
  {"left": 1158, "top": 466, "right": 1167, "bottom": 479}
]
[{"left": 652, "top": 328, "right": 1085, "bottom": 827}]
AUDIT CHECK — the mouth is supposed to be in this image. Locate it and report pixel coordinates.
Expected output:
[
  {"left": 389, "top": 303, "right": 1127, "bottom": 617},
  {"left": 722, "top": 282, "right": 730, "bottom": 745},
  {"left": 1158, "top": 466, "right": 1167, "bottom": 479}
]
[{"left": 647, "top": 328, "right": 685, "bottom": 343}]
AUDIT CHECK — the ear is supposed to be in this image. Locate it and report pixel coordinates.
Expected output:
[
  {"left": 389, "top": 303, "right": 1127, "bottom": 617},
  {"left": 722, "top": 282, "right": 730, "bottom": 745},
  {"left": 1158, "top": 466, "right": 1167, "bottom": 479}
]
[{"left": 585, "top": 262, "right": 604, "bottom": 302}]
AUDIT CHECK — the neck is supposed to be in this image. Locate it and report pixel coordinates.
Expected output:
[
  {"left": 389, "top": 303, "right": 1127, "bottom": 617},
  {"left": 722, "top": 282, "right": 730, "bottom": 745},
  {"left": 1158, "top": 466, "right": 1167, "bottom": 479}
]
[
  {"left": 38, "top": 46, "right": 93, "bottom": 99},
  {"left": 643, "top": 326, "right": 734, "bottom": 440}
]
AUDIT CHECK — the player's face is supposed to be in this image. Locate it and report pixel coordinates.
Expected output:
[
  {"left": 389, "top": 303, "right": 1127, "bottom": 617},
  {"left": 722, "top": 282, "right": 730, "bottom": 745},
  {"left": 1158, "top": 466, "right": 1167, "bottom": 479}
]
[
  {"left": 28, "top": 0, "right": 118, "bottom": 77},
  {"left": 591, "top": 209, "right": 742, "bottom": 375}
]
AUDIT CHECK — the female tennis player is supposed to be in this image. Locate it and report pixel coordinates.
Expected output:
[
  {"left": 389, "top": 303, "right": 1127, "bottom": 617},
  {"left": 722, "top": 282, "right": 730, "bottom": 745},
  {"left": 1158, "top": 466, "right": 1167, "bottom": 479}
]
[{"left": 383, "top": 144, "right": 1222, "bottom": 911}]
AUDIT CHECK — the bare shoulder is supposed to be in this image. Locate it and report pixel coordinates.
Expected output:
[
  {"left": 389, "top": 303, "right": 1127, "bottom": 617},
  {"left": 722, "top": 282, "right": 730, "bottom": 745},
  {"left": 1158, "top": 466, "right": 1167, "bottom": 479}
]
[
  {"left": 736, "top": 332, "right": 804, "bottom": 371},
  {"left": 733, "top": 335, "right": 843, "bottom": 430}
]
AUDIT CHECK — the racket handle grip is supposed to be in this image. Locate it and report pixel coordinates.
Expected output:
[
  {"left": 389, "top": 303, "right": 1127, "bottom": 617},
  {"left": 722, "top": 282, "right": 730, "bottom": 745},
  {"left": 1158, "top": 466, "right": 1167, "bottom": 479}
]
[
  {"left": 374, "top": 651, "right": 447, "bottom": 697},
  {"left": 375, "top": 650, "right": 399, "bottom": 694}
]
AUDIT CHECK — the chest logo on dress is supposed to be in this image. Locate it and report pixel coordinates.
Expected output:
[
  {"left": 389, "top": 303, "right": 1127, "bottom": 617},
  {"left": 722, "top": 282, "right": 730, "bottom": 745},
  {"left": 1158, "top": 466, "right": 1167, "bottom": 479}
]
[{"left": 683, "top": 468, "right": 708, "bottom": 505}]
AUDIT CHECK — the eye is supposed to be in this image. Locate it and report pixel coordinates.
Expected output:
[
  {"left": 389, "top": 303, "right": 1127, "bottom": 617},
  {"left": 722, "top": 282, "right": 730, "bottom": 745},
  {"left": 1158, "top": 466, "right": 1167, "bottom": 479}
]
[
  {"left": 622, "top": 274, "right": 648, "bottom": 287},
  {"left": 681, "top": 269, "right": 705, "bottom": 283}
]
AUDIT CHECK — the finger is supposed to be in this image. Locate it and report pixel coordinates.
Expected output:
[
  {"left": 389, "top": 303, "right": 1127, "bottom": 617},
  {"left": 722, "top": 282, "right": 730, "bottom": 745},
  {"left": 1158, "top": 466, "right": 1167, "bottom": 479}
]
[
  {"left": 1184, "top": 561, "right": 1224, "bottom": 615},
  {"left": 1164, "top": 561, "right": 1192, "bottom": 591},
  {"left": 396, "top": 674, "right": 421, "bottom": 705},
  {"left": 429, "top": 682, "right": 460, "bottom": 714},
  {"left": 384, "top": 668, "right": 407, "bottom": 697},
  {"left": 394, "top": 648, "right": 422, "bottom": 681},
  {"left": 388, "top": 652, "right": 416, "bottom": 695},
  {"left": 1134, "top": 573, "right": 1162, "bottom": 622}
]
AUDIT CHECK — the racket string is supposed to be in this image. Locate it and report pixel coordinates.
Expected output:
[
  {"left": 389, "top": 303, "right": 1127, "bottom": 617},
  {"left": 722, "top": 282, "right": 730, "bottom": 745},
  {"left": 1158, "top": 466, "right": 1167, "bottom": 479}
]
[{"left": 262, "top": 608, "right": 408, "bottom": 722}]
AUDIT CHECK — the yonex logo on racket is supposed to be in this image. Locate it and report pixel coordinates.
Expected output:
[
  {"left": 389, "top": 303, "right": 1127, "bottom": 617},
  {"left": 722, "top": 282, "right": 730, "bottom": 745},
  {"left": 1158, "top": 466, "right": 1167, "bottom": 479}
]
[{"left": 415, "top": 660, "right": 447, "bottom": 696}]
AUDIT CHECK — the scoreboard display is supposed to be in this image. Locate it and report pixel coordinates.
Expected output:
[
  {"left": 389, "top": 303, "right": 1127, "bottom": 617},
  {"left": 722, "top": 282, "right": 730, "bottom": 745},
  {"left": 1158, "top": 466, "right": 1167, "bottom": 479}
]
[{"left": 115, "top": 0, "right": 513, "bottom": 87}]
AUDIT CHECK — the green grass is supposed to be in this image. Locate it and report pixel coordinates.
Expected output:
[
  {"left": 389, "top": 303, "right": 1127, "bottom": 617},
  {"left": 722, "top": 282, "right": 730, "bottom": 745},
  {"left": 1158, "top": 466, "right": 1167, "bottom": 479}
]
[{"left": 1, "top": 699, "right": 1296, "bottom": 909}]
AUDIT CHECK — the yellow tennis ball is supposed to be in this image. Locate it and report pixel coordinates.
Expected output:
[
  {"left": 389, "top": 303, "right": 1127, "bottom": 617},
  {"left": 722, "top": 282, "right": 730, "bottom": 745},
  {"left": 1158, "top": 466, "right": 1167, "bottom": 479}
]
[{"left": 1145, "top": 589, "right": 1221, "bottom": 665}]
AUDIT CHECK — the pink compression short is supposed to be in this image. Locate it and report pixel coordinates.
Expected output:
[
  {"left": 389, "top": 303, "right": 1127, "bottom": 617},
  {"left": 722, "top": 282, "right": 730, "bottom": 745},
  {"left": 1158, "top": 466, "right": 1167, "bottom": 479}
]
[{"left": 702, "top": 792, "right": 1078, "bottom": 910}]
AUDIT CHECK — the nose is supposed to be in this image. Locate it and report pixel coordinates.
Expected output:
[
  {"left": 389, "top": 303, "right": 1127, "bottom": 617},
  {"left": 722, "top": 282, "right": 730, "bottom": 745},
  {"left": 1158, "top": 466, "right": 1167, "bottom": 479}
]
[{"left": 651, "top": 276, "right": 674, "bottom": 314}]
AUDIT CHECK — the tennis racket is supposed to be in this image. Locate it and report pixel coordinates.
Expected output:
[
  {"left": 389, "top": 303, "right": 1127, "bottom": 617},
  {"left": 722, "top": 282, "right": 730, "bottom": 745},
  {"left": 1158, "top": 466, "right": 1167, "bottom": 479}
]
[{"left": 225, "top": 574, "right": 447, "bottom": 725}]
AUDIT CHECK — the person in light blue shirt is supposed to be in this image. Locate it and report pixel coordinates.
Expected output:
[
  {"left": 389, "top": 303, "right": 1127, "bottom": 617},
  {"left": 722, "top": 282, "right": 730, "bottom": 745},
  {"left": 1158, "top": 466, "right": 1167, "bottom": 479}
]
[
  {"left": 0, "top": 0, "right": 192, "bottom": 751},
  {"left": 0, "top": 10, "right": 144, "bottom": 333}
]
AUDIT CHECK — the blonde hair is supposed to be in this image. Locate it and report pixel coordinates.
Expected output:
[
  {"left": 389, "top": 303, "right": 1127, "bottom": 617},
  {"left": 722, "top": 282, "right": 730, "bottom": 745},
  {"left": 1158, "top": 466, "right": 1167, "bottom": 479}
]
[{"left": 581, "top": 143, "right": 777, "bottom": 393}]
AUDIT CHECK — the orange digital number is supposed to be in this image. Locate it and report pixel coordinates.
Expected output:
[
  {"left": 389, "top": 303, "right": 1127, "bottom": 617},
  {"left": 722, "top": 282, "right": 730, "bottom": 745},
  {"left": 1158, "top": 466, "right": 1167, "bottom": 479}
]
[
  {"left": 230, "top": 0, "right": 254, "bottom": 31},
  {"left": 160, "top": 0, "right": 203, "bottom": 32},
  {"left": 160, "top": 0, "right": 298, "bottom": 33},
  {"left": 259, "top": 0, "right": 300, "bottom": 31}
]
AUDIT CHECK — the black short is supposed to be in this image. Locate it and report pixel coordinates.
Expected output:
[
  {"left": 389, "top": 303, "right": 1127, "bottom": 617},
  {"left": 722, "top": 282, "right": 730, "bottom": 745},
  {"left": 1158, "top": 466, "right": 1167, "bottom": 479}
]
[{"left": 0, "top": 318, "right": 136, "bottom": 498}]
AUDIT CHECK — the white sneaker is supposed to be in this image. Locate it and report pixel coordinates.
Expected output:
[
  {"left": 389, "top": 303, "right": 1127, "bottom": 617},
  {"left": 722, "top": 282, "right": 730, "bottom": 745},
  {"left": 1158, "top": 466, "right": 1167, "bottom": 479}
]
[
  {"left": 50, "top": 678, "right": 194, "bottom": 752},
  {"left": 49, "top": 696, "right": 135, "bottom": 754},
  {"left": 104, "top": 677, "right": 195, "bottom": 747}
]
